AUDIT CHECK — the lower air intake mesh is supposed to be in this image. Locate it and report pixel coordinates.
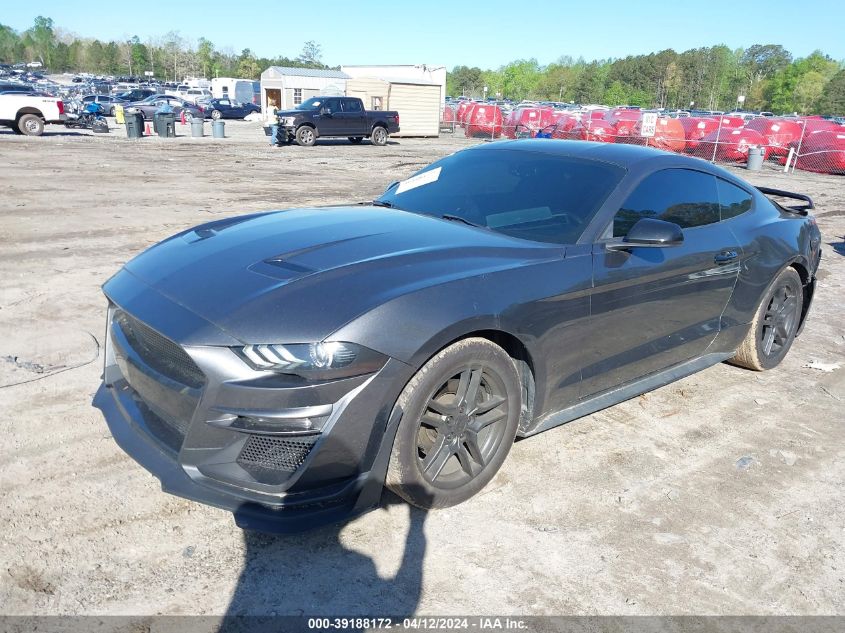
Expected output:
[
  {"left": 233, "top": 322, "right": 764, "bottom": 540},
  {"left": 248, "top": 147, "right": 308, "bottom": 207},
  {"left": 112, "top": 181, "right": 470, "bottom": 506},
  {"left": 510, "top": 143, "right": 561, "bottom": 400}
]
[{"left": 237, "top": 435, "right": 318, "bottom": 473}]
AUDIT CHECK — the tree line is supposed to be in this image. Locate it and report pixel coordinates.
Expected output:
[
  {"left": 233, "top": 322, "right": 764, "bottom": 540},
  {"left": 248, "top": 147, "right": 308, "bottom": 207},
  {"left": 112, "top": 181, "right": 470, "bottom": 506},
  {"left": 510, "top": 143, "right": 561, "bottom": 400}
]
[
  {"left": 0, "top": 16, "right": 330, "bottom": 81},
  {"left": 447, "top": 45, "right": 845, "bottom": 115},
  {"left": 3, "top": 18, "right": 844, "bottom": 114}
]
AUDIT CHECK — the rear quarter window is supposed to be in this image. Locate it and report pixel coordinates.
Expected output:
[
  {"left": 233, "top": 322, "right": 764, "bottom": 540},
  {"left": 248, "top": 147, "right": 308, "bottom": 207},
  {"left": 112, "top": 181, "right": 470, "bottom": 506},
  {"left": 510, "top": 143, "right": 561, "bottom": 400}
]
[{"left": 716, "top": 178, "right": 753, "bottom": 221}]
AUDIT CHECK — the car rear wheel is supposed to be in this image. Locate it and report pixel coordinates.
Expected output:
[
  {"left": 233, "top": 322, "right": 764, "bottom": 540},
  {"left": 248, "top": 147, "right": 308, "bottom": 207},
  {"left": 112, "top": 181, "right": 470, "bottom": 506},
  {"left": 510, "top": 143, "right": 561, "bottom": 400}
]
[
  {"left": 386, "top": 338, "right": 521, "bottom": 509},
  {"left": 348, "top": 136, "right": 363, "bottom": 143},
  {"left": 18, "top": 114, "right": 44, "bottom": 136},
  {"left": 295, "top": 125, "right": 316, "bottom": 147},
  {"left": 730, "top": 267, "right": 803, "bottom": 371},
  {"left": 109, "top": 106, "right": 116, "bottom": 117},
  {"left": 211, "top": 110, "right": 222, "bottom": 120},
  {"left": 371, "top": 125, "right": 388, "bottom": 146}
]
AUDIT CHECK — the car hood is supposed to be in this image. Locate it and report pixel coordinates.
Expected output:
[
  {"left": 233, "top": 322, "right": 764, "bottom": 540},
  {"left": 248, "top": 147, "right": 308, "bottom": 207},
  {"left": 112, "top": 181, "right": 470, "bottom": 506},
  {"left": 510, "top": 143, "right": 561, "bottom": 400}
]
[
  {"left": 276, "top": 109, "right": 313, "bottom": 117},
  {"left": 114, "top": 206, "right": 555, "bottom": 345}
]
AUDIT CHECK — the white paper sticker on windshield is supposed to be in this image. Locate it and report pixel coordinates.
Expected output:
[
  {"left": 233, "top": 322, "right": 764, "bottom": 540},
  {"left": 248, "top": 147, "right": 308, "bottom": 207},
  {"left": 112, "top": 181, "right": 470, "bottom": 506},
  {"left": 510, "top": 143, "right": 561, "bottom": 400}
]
[{"left": 396, "top": 167, "right": 442, "bottom": 194}]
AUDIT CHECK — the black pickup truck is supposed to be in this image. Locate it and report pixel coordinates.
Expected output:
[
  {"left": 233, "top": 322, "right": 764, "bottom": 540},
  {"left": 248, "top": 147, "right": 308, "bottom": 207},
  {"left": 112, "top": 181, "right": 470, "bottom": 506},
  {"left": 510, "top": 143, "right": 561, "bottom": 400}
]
[{"left": 275, "top": 96, "right": 400, "bottom": 146}]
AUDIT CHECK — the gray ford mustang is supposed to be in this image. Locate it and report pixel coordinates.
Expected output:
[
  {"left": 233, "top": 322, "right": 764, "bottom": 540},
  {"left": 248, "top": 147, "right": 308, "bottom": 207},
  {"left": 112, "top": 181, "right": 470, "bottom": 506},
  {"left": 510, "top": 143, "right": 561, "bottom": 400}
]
[{"left": 94, "top": 140, "right": 821, "bottom": 533}]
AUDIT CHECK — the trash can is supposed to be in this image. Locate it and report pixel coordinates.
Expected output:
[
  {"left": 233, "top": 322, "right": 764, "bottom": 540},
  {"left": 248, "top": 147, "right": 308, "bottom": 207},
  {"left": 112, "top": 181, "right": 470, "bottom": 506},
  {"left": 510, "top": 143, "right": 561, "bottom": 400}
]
[
  {"left": 212, "top": 119, "right": 225, "bottom": 138},
  {"left": 191, "top": 117, "right": 205, "bottom": 138},
  {"left": 124, "top": 111, "right": 144, "bottom": 139},
  {"left": 154, "top": 112, "right": 177, "bottom": 138},
  {"left": 746, "top": 145, "right": 765, "bottom": 170}
]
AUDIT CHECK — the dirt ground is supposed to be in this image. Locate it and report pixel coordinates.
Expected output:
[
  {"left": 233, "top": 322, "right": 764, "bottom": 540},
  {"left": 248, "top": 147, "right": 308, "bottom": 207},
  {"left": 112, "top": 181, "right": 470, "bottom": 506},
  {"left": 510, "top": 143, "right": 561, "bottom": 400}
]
[{"left": 1, "top": 120, "right": 844, "bottom": 621}]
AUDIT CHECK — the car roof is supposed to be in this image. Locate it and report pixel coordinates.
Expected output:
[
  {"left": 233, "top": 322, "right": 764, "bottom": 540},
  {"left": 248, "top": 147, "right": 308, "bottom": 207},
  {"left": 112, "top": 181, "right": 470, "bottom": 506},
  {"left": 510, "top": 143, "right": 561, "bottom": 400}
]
[{"left": 471, "top": 139, "right": 716, "bottom": 171}]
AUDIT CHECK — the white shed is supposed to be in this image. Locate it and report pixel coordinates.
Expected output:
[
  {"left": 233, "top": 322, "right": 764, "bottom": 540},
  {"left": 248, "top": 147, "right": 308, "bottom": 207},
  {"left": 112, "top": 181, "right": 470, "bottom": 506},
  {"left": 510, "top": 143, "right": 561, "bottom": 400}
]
[
  {"left": 345, "top": 77, "right": 442, "bottom": 137},
  {"left": 260, "top": 66, "right": 349, "bottom": 115}
]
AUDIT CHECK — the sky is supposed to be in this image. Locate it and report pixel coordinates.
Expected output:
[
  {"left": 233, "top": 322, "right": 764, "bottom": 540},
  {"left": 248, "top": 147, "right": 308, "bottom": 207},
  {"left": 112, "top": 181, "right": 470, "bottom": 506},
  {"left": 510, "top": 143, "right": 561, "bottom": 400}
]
[{"left": 4, "top": 0, "right": 845, "bottom": 69}]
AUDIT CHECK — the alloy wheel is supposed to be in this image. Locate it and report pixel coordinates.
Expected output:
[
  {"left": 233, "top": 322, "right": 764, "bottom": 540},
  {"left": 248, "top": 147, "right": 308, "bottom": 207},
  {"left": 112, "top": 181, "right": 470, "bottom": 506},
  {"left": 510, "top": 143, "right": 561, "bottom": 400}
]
[
  {"left": 760, "top": 283, "right": 799, "bottom": 357},
  {"left": 416, "top": 363, "right": 510, "bottom": 489}
]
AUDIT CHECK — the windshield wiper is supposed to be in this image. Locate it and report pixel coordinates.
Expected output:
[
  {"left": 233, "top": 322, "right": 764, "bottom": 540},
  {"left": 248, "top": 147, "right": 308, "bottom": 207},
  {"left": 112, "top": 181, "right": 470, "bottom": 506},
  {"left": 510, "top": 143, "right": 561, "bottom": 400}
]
[
  {"left": 371, "top": 200, "right": 395, "bottom": 208},
  {"left": 440, "top": 213, "right": 484, "bottom": 228}
]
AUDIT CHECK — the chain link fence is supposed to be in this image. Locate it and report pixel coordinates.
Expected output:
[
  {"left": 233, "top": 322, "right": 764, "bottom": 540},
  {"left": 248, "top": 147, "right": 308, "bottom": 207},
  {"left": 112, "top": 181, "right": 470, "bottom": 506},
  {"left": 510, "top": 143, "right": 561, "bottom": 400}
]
[{"left": 440, "top": 103, "right": 845, "bottom": 176}]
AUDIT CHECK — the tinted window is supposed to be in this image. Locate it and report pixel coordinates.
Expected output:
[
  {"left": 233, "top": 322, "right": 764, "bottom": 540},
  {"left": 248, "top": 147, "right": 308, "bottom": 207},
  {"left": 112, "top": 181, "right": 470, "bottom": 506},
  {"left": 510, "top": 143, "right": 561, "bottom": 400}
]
[
  {"left": 716, "top": 178, "right": 753, "bottom": 221},
  {"left": 324, "top": 98, "right": 341, "bottom": 112},
  {"left": 376, "top": 149, "right": 624, "bottom": 245},
  {"left": 613, "top": 169, "right": 719, "bottom": 237},
  {"left": 343, "top": 98, "right": 362, "bottom": 113}
]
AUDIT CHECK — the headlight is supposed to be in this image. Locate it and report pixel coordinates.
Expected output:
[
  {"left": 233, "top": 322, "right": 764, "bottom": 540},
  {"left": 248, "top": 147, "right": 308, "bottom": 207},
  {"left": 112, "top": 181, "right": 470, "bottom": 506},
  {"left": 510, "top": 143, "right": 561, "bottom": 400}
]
[
  {"left": 281, "top": 116, "right": 296, "bottom": 126},
  {"left": 233, "top": 342, "right": 386, "bottom": 378}
]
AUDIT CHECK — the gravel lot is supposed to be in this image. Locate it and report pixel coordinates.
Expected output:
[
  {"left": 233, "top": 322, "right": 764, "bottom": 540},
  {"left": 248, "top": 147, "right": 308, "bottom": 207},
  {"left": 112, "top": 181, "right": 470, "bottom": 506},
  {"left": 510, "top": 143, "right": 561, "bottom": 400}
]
[{"left": 1, "top": 120, "right": 844, "bottom": 621}]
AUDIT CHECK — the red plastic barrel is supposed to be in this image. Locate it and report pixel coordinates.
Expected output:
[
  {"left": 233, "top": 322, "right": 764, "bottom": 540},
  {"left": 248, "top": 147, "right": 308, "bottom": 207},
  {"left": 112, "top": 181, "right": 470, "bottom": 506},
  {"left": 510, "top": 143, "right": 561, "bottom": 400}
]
[
  {"left": 793, "top": 130, "right": 845, "bottom": 174},
  {"left": 744, "top": 118, "right": 803, "bottom": 157},
  {"left": 679, "top": 117, "right": 722, "bottom": 151},
  {"left": 691, "top": 127, "right": 769, "bottom": 162},
  {"left": 465, "top": 104, "right": 504, "bottom": 138},
  {"left": 566, "top": 119, "right": 617, "bottom": 143}
]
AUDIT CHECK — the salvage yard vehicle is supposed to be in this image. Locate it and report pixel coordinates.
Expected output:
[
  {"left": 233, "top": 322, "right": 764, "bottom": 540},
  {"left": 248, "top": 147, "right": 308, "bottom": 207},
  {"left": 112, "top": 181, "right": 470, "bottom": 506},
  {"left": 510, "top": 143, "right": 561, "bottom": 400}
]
[
  {"left": 203, "top": 98, "right": 260, "bottom": 120},
  {"left": 125, "top": 95, "right": 204, "bottom": 120},
  {"left": 0, "top": 92, "right": 66, "bottom": 135},
  {"left": 275, "top": 96, "right": 399, "bottom": 146},
  {"left": 95, "top": 140, "right": 821, "bottom": 533}
]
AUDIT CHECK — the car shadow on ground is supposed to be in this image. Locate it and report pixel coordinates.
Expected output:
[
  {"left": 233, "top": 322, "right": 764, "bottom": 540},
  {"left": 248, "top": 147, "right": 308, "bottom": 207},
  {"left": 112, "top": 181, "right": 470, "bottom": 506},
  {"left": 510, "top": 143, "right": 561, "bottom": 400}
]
[
  {"left": 829, "top": 239, "right": 845, "bottom": 257},
  {"left": 222, "top": 489, "right": 429, "bottom": 632}
]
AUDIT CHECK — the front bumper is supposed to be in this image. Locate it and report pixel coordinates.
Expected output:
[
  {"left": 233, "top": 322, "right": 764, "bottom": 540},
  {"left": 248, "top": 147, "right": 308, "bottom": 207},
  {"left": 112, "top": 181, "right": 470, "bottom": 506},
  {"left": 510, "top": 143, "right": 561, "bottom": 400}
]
[{"left": 94, "top": 300, "right": 414, "bottom": 533}]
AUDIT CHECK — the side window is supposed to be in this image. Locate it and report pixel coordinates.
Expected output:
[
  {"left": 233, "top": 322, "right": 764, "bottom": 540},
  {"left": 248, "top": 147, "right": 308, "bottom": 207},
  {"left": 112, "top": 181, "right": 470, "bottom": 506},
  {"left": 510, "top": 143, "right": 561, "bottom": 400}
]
[
  {"left": 716, "top": 178, "right": 753, "bottom": 221},
  {"left": 613, "top": 169, "right": 720, "bottom": 237},
  {"left": 324, "top": 98, "right": 340, "bottom": 112},
  {"left": 343, "top": 99, "right": 362, "bottom": 113}
]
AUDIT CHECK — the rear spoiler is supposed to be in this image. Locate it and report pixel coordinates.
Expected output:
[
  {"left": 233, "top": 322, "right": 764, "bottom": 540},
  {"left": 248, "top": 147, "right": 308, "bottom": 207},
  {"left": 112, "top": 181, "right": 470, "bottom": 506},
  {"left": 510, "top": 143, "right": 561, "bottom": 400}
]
[{"left": 756, "top": 186, "right": 814, "bottom": 215}]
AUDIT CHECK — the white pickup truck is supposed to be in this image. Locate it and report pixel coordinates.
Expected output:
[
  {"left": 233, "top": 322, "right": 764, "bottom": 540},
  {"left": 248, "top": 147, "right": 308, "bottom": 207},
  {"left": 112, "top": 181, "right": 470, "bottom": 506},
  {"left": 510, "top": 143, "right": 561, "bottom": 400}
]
[{"left": 0, "top": 93, "right": 66, "bottom": 136}]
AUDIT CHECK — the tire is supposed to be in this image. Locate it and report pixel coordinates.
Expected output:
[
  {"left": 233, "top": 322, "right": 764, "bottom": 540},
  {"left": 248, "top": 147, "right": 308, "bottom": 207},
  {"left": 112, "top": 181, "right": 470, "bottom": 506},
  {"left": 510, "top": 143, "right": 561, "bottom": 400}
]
[
  {"left": 295, "top": 125, "right": 316, "bottom": 147},
  {"left": 386, "top": 337, "right": 521, "bottom": 510},
  {"left": 348, "top": 136, "right": 363, "bottom": 144},
  {"left": 211, "top": 110, "right": 222, "bottom": 120},
  {"left": 109, "top": 106, "right": 116, "bottom": 117},
  {"left": 729, "top": 267, "right": 803, "bottom": 371},
  {"left": 17, "top": 114, "right": 44, "bottom": 136},
  {"left": 370, "top": 125, "right": 388, "bottom": 146},
  {"left": 184, "top": 111, "right": 193, "bottom": 122}
]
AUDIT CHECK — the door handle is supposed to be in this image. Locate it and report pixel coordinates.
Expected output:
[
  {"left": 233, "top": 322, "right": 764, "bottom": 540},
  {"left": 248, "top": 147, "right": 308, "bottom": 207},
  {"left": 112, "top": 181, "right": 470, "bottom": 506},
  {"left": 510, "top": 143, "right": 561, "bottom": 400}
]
[{"left": 714, "top": 250, "right": 739, "bottom": 265}]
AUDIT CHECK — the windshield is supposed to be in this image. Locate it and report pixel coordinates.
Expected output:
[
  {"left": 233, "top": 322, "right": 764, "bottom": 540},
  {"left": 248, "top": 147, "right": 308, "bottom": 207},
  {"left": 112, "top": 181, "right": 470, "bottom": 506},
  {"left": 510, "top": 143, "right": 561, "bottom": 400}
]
[
  {"left": 296, "top": 97, "right": 324, "bottom": 111},
  {"left": 376, "top": 148, "right": 625, "bottom": 245}
]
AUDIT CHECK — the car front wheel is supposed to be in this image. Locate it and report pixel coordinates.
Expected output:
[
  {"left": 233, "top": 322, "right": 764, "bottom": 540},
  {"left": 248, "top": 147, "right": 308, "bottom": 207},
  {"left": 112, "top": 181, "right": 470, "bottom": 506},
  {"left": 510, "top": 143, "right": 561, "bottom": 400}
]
[
  {"left": 730, "top": 267, "right": 803, "bottom": 371},
  {"left": 295, "top": 126, "right": 316, "bottom": 146},
  {"left": 386, "top": 338, "right": 521, "bottom": 509}
]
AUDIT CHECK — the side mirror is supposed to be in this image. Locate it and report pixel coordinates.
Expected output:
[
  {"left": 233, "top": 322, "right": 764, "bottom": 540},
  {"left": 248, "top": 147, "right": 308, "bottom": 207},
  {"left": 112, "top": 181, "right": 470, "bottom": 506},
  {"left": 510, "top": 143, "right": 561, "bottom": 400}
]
[{"left": 607, "top": 218, "right": 684, "bottom": 250}]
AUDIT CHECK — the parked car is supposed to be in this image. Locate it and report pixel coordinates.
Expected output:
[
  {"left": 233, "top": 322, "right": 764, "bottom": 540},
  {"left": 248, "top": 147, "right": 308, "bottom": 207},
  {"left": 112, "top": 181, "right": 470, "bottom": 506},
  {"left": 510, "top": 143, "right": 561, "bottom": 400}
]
[
  {"left": 124, "top": 95, "right": 204, "bottom": 120},
  {"left": 275, "top": 96, "right": 400, "bottom": 146},
  {"left": 114, "top": 88, "right": 156, "bottom": 102},
  {"left": 182, "top": 88, "right": 212, "bottom": 104},
  {"left": 80, "top": 94, "right": 127, "bottom": 116},
  {"left": 203, "top": 98, "right": 260, "bottom": 120},
  {"left": 95, "top": 140, "right": 821, "bottom": 533}
]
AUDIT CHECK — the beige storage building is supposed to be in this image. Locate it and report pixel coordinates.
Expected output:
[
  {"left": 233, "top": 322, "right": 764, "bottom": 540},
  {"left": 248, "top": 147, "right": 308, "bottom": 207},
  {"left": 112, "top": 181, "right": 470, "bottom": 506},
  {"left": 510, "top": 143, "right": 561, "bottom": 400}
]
[
  {"left": 259, "top": 66, "right": 349, "bottom": 115},
  {"left": 345, "top": 77, "right": 441, "bottom": 137}
]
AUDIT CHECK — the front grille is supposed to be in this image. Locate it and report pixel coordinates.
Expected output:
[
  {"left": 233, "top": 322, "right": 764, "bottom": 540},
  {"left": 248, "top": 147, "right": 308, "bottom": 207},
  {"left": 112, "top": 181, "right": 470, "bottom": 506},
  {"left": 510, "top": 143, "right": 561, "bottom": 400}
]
[
  {"left": 113, "top": 310, "right": 205, "bottom": 388},
  {"left": 237, "top": 435, "right": 318, "bottom": 473}
]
